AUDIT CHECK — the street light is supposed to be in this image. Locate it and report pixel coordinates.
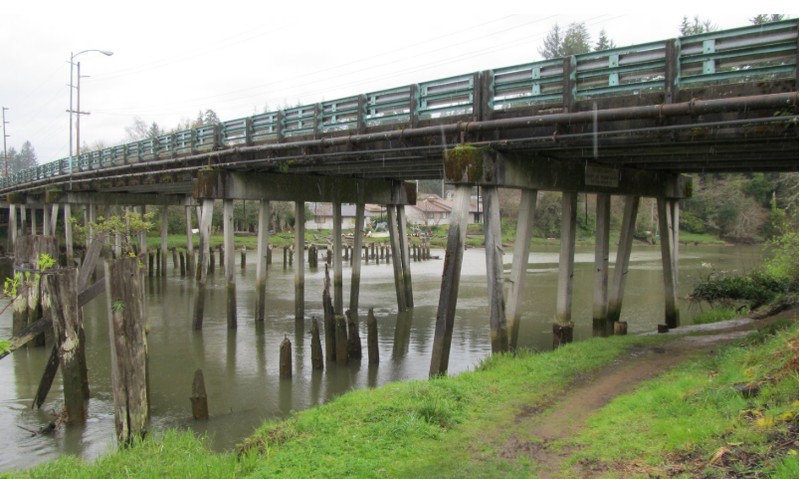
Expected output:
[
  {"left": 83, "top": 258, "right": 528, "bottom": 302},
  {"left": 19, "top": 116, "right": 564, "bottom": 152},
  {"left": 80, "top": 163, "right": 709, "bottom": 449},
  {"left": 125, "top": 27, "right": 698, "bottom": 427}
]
[{"left": 68, "top": 49, "right": 113, "bottom": 185}]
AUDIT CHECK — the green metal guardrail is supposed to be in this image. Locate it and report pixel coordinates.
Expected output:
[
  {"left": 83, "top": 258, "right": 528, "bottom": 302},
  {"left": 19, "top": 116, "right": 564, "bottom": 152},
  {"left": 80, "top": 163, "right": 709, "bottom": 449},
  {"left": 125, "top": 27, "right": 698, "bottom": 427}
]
[{"left": 1, "top": 19, "right": 796, "bottom": 191}]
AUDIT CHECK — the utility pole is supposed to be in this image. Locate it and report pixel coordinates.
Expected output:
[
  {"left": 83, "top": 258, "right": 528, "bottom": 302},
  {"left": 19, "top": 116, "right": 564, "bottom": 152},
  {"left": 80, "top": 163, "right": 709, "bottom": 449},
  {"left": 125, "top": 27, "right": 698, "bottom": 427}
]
[{"left": 2, "top": 106, "right": 9, "bottom": 177}]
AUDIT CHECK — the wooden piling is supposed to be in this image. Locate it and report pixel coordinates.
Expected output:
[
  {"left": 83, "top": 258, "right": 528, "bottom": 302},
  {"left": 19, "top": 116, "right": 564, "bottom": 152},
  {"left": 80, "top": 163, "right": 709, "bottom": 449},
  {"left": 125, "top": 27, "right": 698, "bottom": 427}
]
[
  {"left": 387, "top": 206, "right": 407, "bottom": 312},
  {"left": 172, "top": 248, "right": 179, "bottom": 271},
  {"left": 223, "top": 199, "right": 237, "bottom": 329},
  {"left": 349, "top": 203, "right": 365, "bottom": 313},
  {"left": 333, "top": 201, "right": 343, "bottom": 314},
  {"left": 311, "top": 316, "right": 324, "bottom": 370},
  {"left": 614, "top": 321, "right": 628, "bottom": 336},
  {"left": 42, "top": 268, "right": 87, "bottom": 422},
  {"left": 105, "top": 257, "right": 149, "bottom": 445},
  {"left": 279, "top": 337, "right": 292, "bottom": 378},
  {"left": 346, "top": 309, "right": 362, "bottom": 360},
  {"left": 553, "top": 191, "right": 577, "bottom": 347},
  {"left": 507, "top": 189, "right": 537, "bottom": 351},
  {"left": 193, "top": 199, "right": 214, "bottom": 330},
  {"left": 657, "top": 198, "right": 680, "bottom": 329},
  {"left": 240, "top": 247, "right": 246, "bottom": 269},
  {"left": 367, "top": 308, "right": 379, "bottom": 364},
  {"left": 607, "top": 196, "right": 640, "bottom": 325},
  {"left": 335, "top": 315, "right": 348, "bottom": 365},
  {"left": 592, "top": 193, "right": 612, "bottom": 337},
  {"left": 294, "top": 201, "right": 305, "bottom": 321},
  {"left": 255, "top": 200, "right": 270, "bottom": 322},
  {"left": 429, "top": 185, "right": 470, "bottom": 377},
  {"left": 179, "top": 251, "right": 186, "bottom": 277},
  {"left": 483, "top": 186, "right": 508, "bottom": 353},
  {"left": 160, "top": 206, "right": 168, "bottom": 277},
  {"left": 323, "top": 265, "right": 336, "bottom": 363},
  {"left": 190, "top": 369, "right": 209, "bottom": 420}
]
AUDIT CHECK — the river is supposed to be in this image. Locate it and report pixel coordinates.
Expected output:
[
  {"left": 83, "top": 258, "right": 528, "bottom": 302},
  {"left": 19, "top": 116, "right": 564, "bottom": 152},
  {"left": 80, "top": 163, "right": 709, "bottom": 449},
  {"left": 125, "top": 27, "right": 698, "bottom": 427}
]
[{"left": 0, "top": 242, "right": 763, "bottom": 472}]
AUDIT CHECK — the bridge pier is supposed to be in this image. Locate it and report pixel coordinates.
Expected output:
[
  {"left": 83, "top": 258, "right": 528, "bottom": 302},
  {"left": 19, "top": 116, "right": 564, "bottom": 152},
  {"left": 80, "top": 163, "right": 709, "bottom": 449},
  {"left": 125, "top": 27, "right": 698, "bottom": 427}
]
[
  {"left": 185, "top": 204, "right": 194, "bottom": 277},
  {"left": 657, "top": 198, "right": 680, "bottom": 329},
  {"left": 483, "top": 185, "right": 507, "bottom": 353},
  {"left": 349, "top": 202, "right": 365, "bottom": 314},
  {"left": 294, "top": 201, "right": 305, "bottom": 321},
  {"left": 607, "top": 196, "right": 639, "bottom": 328},
  {"left": 592, "top": 193, "right": 611, "bottom": 336},
  {"left": 223, "top": 199, "right": 237, "bottom": 329},
  {"left": 507, "top": 189, "right": 537, "bottom": 351},
  {"left": 160, "top": 206, "right": 168, "bottom": 277},
  {"left": 553, "top": 191, "right": 578, "bottom": 348},
  {"left": 193, "top": 199, "right": 213, "bottom": 330},
  {"left": 64, "top": 204, "right": 73, "bottom": 266},
  {"left": 332, "top": 200, "right": 343, "bottom": 314},
  {"left": 255, "top": 200, "right": 270, "bottom": 321}
]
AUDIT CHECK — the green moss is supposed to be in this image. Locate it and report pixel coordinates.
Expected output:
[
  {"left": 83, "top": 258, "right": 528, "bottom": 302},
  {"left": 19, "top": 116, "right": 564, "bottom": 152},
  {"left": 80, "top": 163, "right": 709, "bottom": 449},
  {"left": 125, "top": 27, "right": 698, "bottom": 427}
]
[{"left": 444, "top": 145, "right": 486, "bottom": 183}]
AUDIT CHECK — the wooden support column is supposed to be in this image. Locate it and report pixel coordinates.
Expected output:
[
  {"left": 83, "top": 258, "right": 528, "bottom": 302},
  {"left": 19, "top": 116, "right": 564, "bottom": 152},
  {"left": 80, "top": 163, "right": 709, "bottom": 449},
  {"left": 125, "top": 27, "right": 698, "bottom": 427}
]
[
  {"left": 42, "top": 206, "right": 51, "bottom": 236},
  {"left": 19, "top": 207, "right": 26, "bottom": 236},
  {"left": 185, "top": 205, "right": 194, "bottom": 276},
  {"left": 87, "top": 203, "right": 96, "bottom": 248},
  {"left": 192, "top": 199, "right": 213, "bottom": 330},
  {"left": 255, "top": 200, "right": 270, "bottom": 322},
  {"left": 332, "top": 201, "right": 343, "bottom": 315},
  {"left": 42, "top": 268, "right": 87, "bottom": 422},
  {"left": 30, "top": 208, "right": 36, "bottom": 236},
  {"left": 105, "top": 257, "right": 148, "bottom": 445},
  {"left": 386, "top": 204, "right": 407, "bottom": 312},
  {"left": 160, "top": 206, "right": 168, "bottom": 277},
  {"left": 64, "top": 204, "right": 73, "bottom": 265},
  {"left": 223, "top": 199, "right": 237, "bottom": 329},
  {"left": 507, "top": 189, "right": 537, "bottom": 350},
  {"left": 657, "top": 198, "right": 680, "bottom": 329},
  {"left": 592, "top": 193, "right": 611, "bottom": 336},
  {"left": 294, "top": 201, "right": 305, "bottom": 321},
  {"left": 349, "top": 203, "right": 365, "bottom": 313},
  {"left": 554, "top": 191, "right": 577, "bottom": 348},
  {"left": 483, "top": 186, "right": 508, "bottom": 353},
  {"left": 607, "top": 196, "right": 640, "bottom": 327},
  {"left": 429, "top": 185, "right": 470, "bottom": 377},
  {"left": 7, "top": 204, "right": 17, "bottom": 254},
  {"left": 51, "top": 204, "right": 59, "bottom": 236},
  {"left": 396, "top": 202, "right": 413, "bottom": 308},
  {"left": 137, "top": 206, "right": 147, "bottom": 257}
]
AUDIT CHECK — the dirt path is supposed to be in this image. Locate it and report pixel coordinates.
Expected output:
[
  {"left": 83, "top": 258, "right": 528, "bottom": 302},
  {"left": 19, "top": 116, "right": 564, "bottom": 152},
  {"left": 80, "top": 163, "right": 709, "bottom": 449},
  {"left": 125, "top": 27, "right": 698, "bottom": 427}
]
[{"left": 497, "top": 316, "right": 781, "bottom": 479}]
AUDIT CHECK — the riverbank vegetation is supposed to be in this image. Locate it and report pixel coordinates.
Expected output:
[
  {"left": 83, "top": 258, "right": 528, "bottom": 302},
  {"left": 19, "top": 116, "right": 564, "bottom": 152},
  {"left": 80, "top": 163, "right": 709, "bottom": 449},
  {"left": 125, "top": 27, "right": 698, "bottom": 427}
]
[{"left": 3, "top": 312, "right": 795, "bottom": 478}]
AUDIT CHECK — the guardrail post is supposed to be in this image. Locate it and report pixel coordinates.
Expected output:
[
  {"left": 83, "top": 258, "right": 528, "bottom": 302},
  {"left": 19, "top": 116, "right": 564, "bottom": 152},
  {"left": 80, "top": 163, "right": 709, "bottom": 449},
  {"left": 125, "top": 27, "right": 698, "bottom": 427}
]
[
  {"left": 276, "top": 110, "right": 284, "bottom": 143},
  {"left": 409, "top": 84, "right": 419, "bottom": 128},
  {"left": 563, "top": 56, "right": 576, "bottom": 112},
  {"left": 356, "top": 95, "right": 366, "bottom": 134},
  {"left": 479, "top": 70, "right": 493, "bottom": 122},
  {"left": 664, "top": 39, "right": 680, "bottom": 104}
]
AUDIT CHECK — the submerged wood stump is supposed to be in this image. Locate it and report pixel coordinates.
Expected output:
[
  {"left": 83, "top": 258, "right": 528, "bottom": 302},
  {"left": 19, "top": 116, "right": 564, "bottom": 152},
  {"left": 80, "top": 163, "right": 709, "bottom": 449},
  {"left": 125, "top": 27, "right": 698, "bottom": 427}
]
[
  {"left": 335, "top": 315, "right": 348, "bottom": 366},
  {"left": 614, "top": 321, "right": 628, "bottom": 336},
  {"left": 42, "top": 268, "right": 87, "bottom": 422},
  {"left": 552, "top": 322, "right": 574, "bottom": 349},
  {"left": 311, "top": 317, "right": 324, "bottom": 370},
  {"left": 346, "top": 310, "right": 362, "bottom": 360},
  {"left": 190, "top": 369, "right": 209, "bottom": 420},
  {"left": 279, "top": 337, "right": 292, "bottom": 378},
  {"left": 323, "top": 266, "right": 336, "bottom": 363},
  {"left": 105, "top": 257, "right": 149, "bottom": 445},
  {"left": 367, "top": 308, "right": 379, "bottom": 364}
]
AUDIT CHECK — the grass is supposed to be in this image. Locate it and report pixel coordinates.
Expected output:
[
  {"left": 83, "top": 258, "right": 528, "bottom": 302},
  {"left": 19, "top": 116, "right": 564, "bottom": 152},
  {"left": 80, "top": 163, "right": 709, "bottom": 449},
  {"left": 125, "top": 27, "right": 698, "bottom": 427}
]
[
  {"left": 562, "top": 318, "right": 799, "bottom": 478},
  {"left": 3, "top": 318, "right": 795, "bottom": 478},
  {"left": 691, "top": 307, "right": 746, "bottom": 325}
]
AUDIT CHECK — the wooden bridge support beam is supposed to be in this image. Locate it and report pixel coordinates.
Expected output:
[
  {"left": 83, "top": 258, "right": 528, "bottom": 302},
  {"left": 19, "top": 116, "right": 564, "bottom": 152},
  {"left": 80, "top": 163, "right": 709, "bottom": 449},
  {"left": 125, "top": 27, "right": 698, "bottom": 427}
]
[
  {"left": 592, "top": 193, "right": 612, "bottom": 336},
  {"left": 185, "top": 204, "right": 194, "bottom": 277},
  {"left": 160, "top": 206, "right": 168, "bottom": 277},
  {"left": 255, "top": 200, "right": 270, "bottom": 322},
  {"left": 64, "top": 204, "right": 73, "bottom": 266},
  {"left": 396, "top": 199, "right": 413, "bottom": 309},
  {"left": 30, "top": 207, "right": 36, "bottom": 235},
  {"left": 507, "top": 189, "right": 538, "bottom": 351},
  {"left": 192, "top": 199, "right": 213, "bottom": 330},
  {"left": 429, "top": 185, "right": 470, "bottom": 377},
  {"left": 223, "top": 199, "right": 237, "bottom": 329},
  {"left": 607, "top": 196, "right": 640, "bottom": 327},
  {"left": 657, "top": 198, "right": 680, "bottom": 329},
  {"left": 19, "top": 207, "right": 26, "bottom": 236},
  {"left": 294, "top": 201, "right": 305, "bottom": 321},
  {"left": 554, "top": 191, "right": 578, "bottom": 348},
  {"left": 87, "top": 203, "right": 96, "bottom": 248},
  {"left": 42, "top": 206, "right": 50, "bottom": 236},
  {"left": 7, "top": 204, "right": 17, "bottom": 254},
  {"left": 332, "top": 201, "right": 343, "bottom": 315},
  {"left": 483, "top": 186, "right": 508, "bottom": 353},
  {"left": 349, "top": 203, "right": 365, "bottom": 314},
  {"left": 387, "top": 204, "right": 407, "bottom": 312}
]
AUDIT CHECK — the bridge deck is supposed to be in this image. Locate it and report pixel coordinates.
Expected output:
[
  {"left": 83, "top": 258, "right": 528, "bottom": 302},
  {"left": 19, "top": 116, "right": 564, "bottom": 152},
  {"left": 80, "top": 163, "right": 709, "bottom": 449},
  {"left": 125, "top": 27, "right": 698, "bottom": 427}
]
[{"left": 0, "top": 19, "right": 796, "bottom": 198}]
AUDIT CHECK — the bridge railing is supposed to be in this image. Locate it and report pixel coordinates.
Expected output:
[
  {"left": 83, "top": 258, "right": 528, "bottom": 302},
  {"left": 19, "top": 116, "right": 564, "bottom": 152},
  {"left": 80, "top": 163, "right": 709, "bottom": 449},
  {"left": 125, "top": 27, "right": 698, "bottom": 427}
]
[{"left": 1, "top": 19, "right": 796, "bottom": 192}]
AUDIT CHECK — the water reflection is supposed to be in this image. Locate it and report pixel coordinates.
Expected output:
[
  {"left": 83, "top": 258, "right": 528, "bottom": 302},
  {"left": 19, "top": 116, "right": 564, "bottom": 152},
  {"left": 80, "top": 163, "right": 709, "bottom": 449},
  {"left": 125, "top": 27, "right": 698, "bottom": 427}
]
[{"left": 0, "top": 244, "right": 763, "bottom": 471}]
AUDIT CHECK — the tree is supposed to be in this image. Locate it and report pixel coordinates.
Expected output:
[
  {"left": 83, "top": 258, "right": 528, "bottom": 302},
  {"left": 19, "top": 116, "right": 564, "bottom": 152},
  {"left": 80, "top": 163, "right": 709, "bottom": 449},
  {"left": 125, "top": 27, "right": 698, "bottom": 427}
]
[
  {"left": 679, "top": 16, "right": 717, "bottom": 35},
  {"left": 6, "top": 141, "right": 38, "bottom": 174},
  {"left": 750, "top": 14, "right": 786, "bottom": 25},
  {"left": 595, "top": 29, "right": 616, "bottom": 51},
  {"left": 539, "top": 22, "right": 613, "bottom": 59}
]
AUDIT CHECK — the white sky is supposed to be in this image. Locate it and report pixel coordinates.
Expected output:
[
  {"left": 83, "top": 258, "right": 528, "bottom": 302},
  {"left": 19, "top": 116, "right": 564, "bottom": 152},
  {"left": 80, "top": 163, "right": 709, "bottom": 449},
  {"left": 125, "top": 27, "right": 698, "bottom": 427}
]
[{"left": 0, "top": 1, "right": 795, "bottom": 165}]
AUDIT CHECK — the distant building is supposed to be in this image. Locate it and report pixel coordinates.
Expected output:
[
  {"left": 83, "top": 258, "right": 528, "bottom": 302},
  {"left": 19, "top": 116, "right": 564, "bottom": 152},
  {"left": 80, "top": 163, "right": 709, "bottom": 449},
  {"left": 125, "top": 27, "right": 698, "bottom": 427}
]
[{"left": 405, "top": 193, "right": 453, "bottom": 226}]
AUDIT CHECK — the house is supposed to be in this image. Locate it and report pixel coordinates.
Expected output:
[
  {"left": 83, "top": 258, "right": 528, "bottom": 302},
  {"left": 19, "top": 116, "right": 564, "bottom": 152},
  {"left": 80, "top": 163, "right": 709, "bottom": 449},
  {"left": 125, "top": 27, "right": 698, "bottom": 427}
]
[
  {"left": 305, "top": 202, "right": 368, "bottom": 230},
  {"left": 405, "top": 193, "right": 453, "bottom": 226}
]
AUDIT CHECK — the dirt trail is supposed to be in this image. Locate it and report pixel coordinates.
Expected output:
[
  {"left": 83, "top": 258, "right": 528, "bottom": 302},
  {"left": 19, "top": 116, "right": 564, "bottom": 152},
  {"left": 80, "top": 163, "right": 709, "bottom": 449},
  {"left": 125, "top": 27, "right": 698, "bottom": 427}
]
[{"left": 497, "top": 316, "right": 781, "bottom": 479}]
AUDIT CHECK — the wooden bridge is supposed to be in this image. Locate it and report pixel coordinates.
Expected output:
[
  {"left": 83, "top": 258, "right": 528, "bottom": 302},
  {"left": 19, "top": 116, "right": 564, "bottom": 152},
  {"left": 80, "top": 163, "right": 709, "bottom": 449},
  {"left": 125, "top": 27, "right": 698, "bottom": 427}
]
[{"left": 1, "top": 19, "right": 797, "bottom": 376}]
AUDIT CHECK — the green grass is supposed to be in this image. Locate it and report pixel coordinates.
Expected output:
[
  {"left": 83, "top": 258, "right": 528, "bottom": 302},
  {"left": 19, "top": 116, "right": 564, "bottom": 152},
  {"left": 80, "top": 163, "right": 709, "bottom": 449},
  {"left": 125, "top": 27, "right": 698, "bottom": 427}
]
[
  {"left": 691, "top": 307, "right": 746, "bottom": 325},
  {"left": 562, "top": 318, "right": 799, "bottom": 478},
  {"left": 5, "top": 319, "right": 796, "bottom": 478}
]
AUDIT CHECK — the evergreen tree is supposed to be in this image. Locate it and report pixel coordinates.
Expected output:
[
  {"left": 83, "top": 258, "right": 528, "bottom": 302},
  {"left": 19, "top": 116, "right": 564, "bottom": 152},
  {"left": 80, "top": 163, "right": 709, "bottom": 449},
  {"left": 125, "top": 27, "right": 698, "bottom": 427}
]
[
  {"left": 539, "top": 22, "right": 614, "bottom": 59},
  {"left": 595, "top": 29, "right": 616, "bottom": 51},
  {"left": 679, "top": 16, "right": 717, "bottom": 35},
  {"left": 750, "top": 14, "right": 786, "bottom": 25}
]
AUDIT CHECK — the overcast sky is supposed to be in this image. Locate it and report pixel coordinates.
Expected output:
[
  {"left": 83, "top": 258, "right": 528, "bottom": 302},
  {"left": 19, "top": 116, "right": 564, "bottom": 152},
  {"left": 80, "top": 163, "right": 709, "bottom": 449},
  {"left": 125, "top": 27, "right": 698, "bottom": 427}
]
[{"left": 0, "top": 1, "right": 794, "bottom": 165}]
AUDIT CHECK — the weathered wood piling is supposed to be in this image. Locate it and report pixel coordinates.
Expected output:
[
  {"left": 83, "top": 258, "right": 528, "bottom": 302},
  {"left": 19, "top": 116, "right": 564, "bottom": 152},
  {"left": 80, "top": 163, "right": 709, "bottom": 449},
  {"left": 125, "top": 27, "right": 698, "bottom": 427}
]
[
  {"left": 190, "top": 369, "right": 209, "bottom": 420},
  {"left": 279, "top": 337, "right": 292, "bottom": 378},
  {"left": 106, "top": 256, "right": 149, "bottom": 444},
  {"left": 367, "top": 308, "right": 379, "bottom": 364}
]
